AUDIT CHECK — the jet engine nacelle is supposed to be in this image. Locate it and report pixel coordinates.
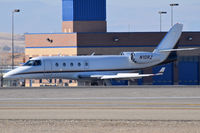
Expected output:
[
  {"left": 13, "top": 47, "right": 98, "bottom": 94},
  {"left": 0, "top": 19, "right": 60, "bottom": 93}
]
[{"left": 121, "top": 52, "right": 161, "bottom": 64}]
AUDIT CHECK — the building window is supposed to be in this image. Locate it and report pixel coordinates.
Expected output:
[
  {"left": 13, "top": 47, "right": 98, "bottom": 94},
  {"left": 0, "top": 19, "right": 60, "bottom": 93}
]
[
  {"left": 113, "top": 37, "right": 120, "bottom": 42},
  {"left": 187, "top": 36, "right": 193, "bottom": 41}
]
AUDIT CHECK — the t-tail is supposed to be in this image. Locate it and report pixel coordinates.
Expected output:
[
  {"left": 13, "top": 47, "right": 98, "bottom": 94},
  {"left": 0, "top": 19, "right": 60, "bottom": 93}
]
[
  {"left": 153, "top": 23, "right": 183, "bottom": 62},
  {"left": 122, "top": 23, "right": 197, "bottom": 66},
  {"left": 153, "top": 23, "right": 198, "bottom": 64}
]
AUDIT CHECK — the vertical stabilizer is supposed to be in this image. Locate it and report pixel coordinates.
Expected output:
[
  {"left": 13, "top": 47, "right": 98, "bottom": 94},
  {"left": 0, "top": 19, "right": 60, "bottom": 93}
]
[{"left": 153, "top": 23, "right": 183, "bottom": 54}]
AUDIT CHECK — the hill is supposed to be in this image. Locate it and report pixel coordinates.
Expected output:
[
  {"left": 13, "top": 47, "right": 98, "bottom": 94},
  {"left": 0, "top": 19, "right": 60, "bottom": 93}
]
[
  {"left": 0, "top": 32, "right": 25, "bottom": 53},
  {"left": 0, "top": 33, "right": 25, "bottom": 66}
]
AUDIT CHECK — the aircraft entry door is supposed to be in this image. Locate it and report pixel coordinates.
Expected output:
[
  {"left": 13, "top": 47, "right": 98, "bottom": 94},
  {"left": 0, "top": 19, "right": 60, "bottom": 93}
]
[{"left": 44, "top": 60, "right": 52, "bottom": 78}]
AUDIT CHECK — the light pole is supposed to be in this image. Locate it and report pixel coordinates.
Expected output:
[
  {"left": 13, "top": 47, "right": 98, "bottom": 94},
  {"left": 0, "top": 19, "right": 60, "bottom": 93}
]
[
  {"left": 158, "top": 11, "right": 167, "bottom": 32},
  {"left": 170, "top": 3, "right": 179, "bottom": 27},
  {"left": 12, "top": 9, "right": 20, "bottom": 69}
]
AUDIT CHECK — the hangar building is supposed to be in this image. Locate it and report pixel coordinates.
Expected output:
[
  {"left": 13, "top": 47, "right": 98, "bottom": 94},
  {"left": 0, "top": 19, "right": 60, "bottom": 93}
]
[{"left": 25, "top": 0, "right": 200, "bottom": 86}]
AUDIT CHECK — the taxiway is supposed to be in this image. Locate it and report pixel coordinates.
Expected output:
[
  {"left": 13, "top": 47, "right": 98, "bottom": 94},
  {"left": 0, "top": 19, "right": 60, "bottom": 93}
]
[{"left": 0, "top": 86, "right": 200, "bottom": 120}]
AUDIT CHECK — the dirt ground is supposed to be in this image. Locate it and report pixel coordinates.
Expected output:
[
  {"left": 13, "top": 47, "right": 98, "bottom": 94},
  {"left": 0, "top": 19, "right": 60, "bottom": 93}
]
[{"left": 0, "top": 120, "right": 200, "bottom": 133}]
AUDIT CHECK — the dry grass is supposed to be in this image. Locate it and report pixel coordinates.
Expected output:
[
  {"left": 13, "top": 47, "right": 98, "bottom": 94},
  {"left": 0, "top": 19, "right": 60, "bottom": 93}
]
[
  {"left": 0, "top": 52, "right": 25, "bottom": 66},
  {"left": 0, "top": 120, "right": 200, "bottom": 133}
]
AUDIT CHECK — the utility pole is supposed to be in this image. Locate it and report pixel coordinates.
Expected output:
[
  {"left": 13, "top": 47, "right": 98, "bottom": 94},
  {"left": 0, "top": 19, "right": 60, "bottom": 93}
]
[
  {"left": 170, "top": 3, "right": 179, "bottom": 27},
  {"left": 158, "top": 11, "right": 167, "bottom": 32},
  {"left": 11, "top": 9, "right": 20, "bottom": 69}
]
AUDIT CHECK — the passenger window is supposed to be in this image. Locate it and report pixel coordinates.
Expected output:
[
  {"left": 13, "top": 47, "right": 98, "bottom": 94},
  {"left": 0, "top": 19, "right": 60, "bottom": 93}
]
[
  {"left": 70, "top": 63, "right": 73, "bottom": 67},
  {"left": 63, "top": 63, "right": 66, "bottom": 67},
  {"left": 85, "top": 62, "right": 88, "bottom": 66},
  {"left": 55, "top": 63, "right": 59, "bottom": 67},
  {"left": 78, "top": 62, "right": 81, "bottom": 67}
]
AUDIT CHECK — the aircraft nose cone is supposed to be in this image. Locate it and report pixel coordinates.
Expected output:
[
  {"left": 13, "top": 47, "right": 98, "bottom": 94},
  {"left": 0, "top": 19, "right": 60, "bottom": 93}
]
[
  {"left": 3, "top": 69, "right": 17, "bottom": 79},
  {"left": 3, "top": 73, "right": 12, "bottom": 79},
  {"left": 3, "top": 66, "right": 30, "bottom": 80}
]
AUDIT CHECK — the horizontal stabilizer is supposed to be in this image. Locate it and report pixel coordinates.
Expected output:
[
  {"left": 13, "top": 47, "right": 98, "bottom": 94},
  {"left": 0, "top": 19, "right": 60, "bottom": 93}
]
[{"left": 159, "top": 48, "right": 198, "bottom": 52}]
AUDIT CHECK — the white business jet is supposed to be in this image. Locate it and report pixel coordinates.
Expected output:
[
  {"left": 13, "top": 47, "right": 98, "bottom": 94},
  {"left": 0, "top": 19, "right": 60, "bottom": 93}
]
[{"left": 3, "top": 24, "right": 195, "bottom": 82}]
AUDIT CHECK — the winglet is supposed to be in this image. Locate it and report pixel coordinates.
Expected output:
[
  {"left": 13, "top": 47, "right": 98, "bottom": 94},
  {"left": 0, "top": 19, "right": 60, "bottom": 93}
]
[
  {"left": 91, "top": 52, "right": 95, "bottom": 56},
  {"left": 160, "top": 67, "right": 166, "bottom": 73},
  {"left": 156, "top": 67, "right": 166, "bottom": 76}
]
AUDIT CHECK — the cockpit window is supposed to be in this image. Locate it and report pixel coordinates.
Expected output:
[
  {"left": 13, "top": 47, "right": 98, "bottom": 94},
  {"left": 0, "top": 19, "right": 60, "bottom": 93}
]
[
  {"left": 23, "top": 60, "right": 41, "bottom": 66},
  {"left": 33, "top": 60, "right": 42, "bottom": 66}
]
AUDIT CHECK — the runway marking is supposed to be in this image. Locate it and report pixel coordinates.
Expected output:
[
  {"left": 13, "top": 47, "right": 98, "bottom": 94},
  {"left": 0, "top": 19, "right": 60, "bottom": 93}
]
[
  {"left": 0, "top": 97, "right": 200, "bottom": 101},
  {"left": 0, "top": 97, "right": 199, "bottom": 110},
  {"left": 0, "top": 101, "right": 200, "bottom": 107},
  {"left": 0, "top": 107, "right": 200, "bottom": 110}
]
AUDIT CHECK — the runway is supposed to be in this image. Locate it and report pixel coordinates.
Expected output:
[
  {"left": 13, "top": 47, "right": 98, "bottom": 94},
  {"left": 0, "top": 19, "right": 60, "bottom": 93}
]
[{"left": 0, "top": 86, "right": 200, "bottom": 120}]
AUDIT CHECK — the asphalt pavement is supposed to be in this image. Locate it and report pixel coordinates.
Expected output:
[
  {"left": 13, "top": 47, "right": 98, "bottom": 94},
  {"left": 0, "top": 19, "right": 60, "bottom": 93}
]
[{"left": 0, "top": 86, "right": 200, "bottom": 120}]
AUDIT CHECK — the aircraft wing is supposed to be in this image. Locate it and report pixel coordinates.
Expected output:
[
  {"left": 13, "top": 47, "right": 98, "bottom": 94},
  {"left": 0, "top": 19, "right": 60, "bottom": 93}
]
[{"left": 86, "top": 67, "right": 165, "bottom": 80}]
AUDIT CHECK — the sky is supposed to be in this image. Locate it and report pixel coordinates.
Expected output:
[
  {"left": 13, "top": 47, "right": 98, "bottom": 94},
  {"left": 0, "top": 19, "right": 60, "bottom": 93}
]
[{"left": 0, "top": 0, "right": 200, "bottom": 34}]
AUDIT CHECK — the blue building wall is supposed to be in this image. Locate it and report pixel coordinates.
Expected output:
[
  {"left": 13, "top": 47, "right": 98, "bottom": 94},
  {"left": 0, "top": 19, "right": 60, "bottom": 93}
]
[
  {"left": 137, "top": 70, "right": 143, "bottom": 85},
  {"left": 62, "top": 0, "right": 106, "bottom": 21},
  {"left": 153, "top": 63, "right": 174, "bottom": 85},
  {"left": 178, "top": 56, "right": 199, "bottom": 85},
  {"left": 111, "top": 79, "right": 128, "bottom": 86},
  {"left": 62, "top": 0, "right": 74, "bottom": 21}
]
